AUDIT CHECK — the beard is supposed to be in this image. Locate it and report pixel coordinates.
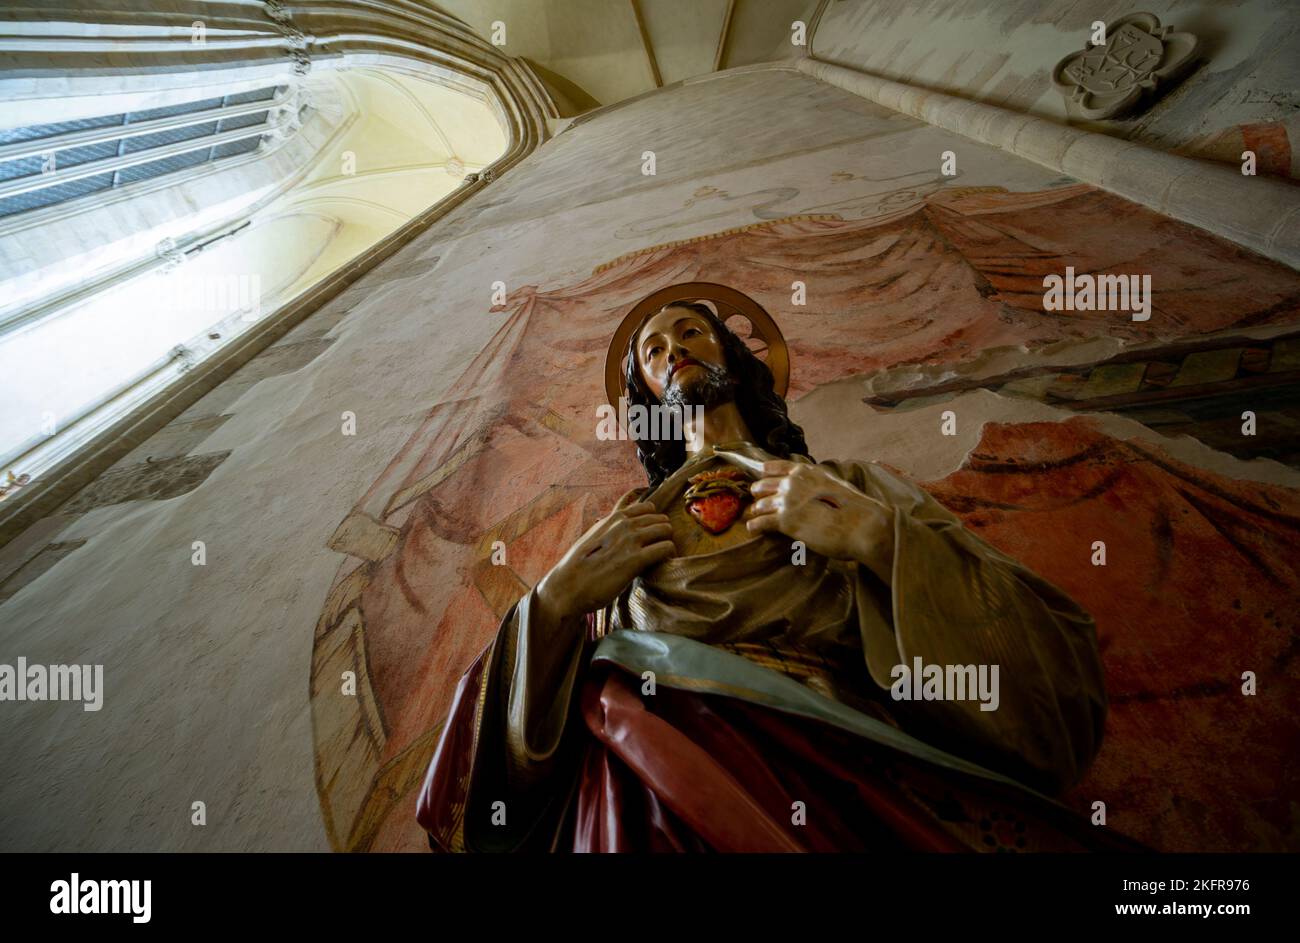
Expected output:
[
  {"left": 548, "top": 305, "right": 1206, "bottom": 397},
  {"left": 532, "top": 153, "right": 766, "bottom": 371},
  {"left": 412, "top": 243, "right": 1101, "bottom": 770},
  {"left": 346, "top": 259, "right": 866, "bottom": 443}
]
[{"left": 663, "top": 359, "right": 735, "bottom": 411}]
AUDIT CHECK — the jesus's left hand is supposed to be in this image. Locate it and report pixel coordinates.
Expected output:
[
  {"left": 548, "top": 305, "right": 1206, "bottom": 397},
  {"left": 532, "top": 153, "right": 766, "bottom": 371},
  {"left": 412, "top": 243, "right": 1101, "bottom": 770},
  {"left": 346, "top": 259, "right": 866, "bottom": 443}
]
[{"left": 746, "top": 460, "right": 895, "bottom": 583}]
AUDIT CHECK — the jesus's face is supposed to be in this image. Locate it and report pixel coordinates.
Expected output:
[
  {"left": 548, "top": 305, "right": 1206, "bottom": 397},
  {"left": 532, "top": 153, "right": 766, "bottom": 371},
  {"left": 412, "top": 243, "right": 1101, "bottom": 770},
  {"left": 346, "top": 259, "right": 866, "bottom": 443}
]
[{"left": 635, "top": 305, "right": 733, "bottom": 408}]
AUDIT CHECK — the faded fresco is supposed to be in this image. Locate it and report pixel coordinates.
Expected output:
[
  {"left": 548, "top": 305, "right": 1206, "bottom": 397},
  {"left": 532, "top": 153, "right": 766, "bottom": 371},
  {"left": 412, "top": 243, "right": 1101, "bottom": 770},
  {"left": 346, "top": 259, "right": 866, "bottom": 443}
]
[
  {"left": 926, "top": 418, "right": 1299, "bottom": 852},
  {"left": 312, "top": 182, "right": 1300, "bottom": 852}
]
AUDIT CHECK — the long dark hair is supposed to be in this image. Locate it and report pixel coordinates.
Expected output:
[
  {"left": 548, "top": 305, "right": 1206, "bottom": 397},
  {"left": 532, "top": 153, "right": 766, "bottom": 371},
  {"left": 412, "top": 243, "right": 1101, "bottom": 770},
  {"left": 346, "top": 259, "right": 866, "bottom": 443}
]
[{"left": 622, "top": 301, "right": 810, "bottom": 488}]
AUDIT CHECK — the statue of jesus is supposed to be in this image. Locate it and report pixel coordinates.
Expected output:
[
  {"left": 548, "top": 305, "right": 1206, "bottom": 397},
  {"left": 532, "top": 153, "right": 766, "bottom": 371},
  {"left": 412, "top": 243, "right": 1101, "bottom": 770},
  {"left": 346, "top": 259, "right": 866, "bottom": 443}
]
[{"left": 418, "top": 284, "right": 1134, "bottom": 853}]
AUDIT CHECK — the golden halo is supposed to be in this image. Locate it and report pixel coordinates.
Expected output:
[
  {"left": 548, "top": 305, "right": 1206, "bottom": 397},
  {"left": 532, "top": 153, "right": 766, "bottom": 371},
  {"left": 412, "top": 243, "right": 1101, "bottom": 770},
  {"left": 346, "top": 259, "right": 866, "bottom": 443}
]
[{"left": 604, "top": 282, "right": 790, "bottom": 408}]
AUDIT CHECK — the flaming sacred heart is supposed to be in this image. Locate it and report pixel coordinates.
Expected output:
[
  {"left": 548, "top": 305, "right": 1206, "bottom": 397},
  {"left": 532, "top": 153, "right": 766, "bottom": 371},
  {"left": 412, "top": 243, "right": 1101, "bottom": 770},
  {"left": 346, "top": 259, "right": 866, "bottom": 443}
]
[{"left": 683, "top": 468, "right": 752, "bottom": 534}]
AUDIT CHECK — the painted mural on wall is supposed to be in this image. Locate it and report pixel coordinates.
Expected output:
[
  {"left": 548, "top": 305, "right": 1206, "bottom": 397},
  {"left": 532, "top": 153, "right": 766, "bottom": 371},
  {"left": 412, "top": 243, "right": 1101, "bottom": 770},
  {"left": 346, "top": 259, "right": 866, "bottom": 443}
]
[
  {"left": 924, "top": 418, "right": 1299, "bottom": 852},
  {"left": 311, "top": 182, "right": 1300, "bottom": 852}
]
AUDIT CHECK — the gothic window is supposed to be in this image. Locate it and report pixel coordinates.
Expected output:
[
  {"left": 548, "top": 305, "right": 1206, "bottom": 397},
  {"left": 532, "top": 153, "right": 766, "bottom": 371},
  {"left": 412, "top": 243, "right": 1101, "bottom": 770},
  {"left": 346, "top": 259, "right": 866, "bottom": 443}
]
[{"left": 0, "top": 86, "right": 286, "bottom": 219}]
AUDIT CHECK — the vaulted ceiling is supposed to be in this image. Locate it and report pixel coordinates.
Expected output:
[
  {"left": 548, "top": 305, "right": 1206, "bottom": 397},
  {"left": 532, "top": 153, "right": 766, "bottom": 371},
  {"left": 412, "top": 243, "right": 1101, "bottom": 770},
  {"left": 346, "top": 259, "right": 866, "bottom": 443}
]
[{"left": 434, "top": 0, "right": 820, "bottom": 114}]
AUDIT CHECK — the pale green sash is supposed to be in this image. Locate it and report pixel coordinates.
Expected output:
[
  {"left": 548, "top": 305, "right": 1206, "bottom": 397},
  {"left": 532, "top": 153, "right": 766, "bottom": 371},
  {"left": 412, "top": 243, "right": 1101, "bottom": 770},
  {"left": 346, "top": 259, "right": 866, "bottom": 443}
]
[{"left": 592, "top": 629, "right": 1061, "bottom": 805}]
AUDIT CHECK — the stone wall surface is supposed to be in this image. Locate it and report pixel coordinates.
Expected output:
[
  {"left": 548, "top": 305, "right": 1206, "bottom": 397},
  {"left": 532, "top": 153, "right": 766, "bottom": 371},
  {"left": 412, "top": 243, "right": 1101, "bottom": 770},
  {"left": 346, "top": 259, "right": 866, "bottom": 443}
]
[{"left": 813, "top": 0, "right": 1300, "bottom": 177}]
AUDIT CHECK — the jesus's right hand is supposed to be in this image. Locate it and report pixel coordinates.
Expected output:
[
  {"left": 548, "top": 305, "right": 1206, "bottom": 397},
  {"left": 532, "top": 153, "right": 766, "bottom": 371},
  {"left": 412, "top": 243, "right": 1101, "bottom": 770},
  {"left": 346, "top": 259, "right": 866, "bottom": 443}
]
[{"left": 535, "top": 489, "right": 675, "bottom": 624}]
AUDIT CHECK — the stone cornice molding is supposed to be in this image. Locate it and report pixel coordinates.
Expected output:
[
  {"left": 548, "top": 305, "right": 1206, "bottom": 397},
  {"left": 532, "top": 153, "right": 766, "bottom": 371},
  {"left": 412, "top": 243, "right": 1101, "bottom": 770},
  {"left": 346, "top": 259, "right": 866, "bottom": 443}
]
[{"left": 795, "top": 56, "right": 1298, "bottom": 270}]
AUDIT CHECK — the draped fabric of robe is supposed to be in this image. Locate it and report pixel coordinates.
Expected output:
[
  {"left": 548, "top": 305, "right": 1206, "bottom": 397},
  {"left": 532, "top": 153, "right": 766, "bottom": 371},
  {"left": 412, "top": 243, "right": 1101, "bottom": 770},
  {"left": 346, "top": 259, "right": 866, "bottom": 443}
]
[{"left": 417, "top": 442, "right": 1141, "bottom": 852}]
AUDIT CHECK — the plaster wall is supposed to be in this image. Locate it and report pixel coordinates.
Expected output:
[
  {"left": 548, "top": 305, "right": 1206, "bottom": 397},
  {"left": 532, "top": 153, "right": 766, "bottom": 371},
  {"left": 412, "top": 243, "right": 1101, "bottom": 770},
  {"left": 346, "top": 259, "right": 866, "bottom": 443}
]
[{"left": 813, "top": 0, "right": 1300, "bottom": 175}]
